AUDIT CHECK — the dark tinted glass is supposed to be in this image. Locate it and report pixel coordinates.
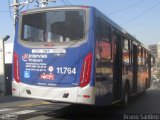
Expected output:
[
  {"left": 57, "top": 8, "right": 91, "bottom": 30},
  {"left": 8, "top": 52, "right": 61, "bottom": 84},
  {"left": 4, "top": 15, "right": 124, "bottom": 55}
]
[{"left": 21, "top": 10, "right": 86, "bottom": 42}]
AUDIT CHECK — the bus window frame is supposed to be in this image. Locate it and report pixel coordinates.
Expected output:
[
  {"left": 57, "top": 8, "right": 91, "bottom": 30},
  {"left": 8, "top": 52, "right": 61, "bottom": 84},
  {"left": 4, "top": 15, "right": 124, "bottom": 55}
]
[
  {"left": 18, "top": 8, "right": 90, "bottom": 48},
  {"left": 123, "top": 38, "right": 129, "bottom": 51},
  {"left": 96, "top": 16, "right": 112, "bottom": 61},
  {"left": 123, "top": 38, "right": 130, "bottom": 64}
]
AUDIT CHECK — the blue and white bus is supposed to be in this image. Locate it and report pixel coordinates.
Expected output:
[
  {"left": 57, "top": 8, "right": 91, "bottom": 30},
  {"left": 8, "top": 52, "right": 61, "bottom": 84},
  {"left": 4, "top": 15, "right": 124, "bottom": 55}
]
[{"left": 12, "top": 6, "right": 152, "bottom": 106}]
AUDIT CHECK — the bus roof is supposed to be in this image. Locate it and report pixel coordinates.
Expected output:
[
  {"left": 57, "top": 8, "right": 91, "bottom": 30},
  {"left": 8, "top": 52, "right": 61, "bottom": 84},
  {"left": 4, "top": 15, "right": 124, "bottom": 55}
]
[
  {"left": 21, "top": 5, "right": 91, "bottom": 14},
  {"left": 20, "top": 5, "right": 150, "bottom": 52},
  {"left": 94, "top": 7, "right": 151, "bottom": 52}
]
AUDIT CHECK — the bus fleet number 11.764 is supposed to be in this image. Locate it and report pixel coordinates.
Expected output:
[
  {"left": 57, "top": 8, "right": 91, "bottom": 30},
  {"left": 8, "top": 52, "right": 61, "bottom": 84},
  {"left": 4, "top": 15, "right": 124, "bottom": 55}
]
[{"left": 56, "top": 67, "right": 76, "bottom": 75}]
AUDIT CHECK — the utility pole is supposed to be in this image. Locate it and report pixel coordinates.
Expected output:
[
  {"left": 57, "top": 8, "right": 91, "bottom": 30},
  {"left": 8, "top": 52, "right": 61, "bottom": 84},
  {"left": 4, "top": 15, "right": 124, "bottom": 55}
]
[
  {"left": 41, "top": 0, "right": 49, "bottom": 7},
  {"left": 37, "top": 0, "right": 56, "bottom": 8},
  {"left": 11, "top": 0, "right": 56, "bottom": 24},
  {"left": 12, "top": 0, "right": 33, "bottom": 25},
  {"left": 13, "top": 0, "right": 19, "bottom": 25},
  {"left": 11, "top": 0, "right": 56, "bottom": 18}
]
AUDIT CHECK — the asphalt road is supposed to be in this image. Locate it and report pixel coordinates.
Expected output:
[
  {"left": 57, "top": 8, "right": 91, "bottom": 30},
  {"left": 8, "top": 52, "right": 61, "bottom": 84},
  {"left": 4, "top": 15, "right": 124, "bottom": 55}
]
[{"left": 0, "top": 84, "right": 160, "bottom": 120}]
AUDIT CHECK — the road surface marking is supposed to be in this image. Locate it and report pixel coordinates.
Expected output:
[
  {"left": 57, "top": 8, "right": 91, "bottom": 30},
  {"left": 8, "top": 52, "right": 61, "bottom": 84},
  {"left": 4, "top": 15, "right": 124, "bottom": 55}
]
[
  {"left": 12, "top": 110, "right": 37, "bottom": 115},
  {"left": 26, "top": 115, "right": 52, "bottom": 120},
  {"left": 19, "top": 101, "right": 50, "bottom": 107},
  {"left": 0, "top": 108, "right": 12, "bottom": 112}
]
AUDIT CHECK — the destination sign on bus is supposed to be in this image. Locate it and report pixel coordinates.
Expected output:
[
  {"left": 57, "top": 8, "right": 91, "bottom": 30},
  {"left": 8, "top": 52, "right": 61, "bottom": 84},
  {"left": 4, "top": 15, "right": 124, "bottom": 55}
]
[{"left": 32, "top": 49, "right": 66, "bottom": 54}]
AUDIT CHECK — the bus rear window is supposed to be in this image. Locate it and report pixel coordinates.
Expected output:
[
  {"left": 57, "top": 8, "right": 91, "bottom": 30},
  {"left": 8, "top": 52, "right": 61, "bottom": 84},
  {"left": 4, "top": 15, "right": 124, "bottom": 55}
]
[{"left": 21, "top": 10, "right": 86, "bottom": 43}]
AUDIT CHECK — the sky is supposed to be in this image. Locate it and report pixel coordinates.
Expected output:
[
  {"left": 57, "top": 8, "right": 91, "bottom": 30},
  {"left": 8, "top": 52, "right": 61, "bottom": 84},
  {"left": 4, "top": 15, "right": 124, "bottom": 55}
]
[{"left": 0, "top": 0, "right": 160, "bottom": 45}]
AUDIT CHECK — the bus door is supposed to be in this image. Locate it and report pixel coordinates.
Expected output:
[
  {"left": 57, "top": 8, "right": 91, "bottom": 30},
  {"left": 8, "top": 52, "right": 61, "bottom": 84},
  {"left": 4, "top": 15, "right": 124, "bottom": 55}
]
[
  {"left": 113, "top": 34, "right": 122, "bottom": 101},
  {"left": 132, "top": 43, "right": 138, "bottom": 93}
]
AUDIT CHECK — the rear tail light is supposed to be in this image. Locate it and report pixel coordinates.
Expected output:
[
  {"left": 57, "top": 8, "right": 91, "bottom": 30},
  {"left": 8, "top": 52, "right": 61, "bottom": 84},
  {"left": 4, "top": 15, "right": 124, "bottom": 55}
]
[
  {"left": 14, "top": 52, "right": 20, "bottom": 83},
  {"left": 80, "top": 52, "right": 92, "bottom": 87}
]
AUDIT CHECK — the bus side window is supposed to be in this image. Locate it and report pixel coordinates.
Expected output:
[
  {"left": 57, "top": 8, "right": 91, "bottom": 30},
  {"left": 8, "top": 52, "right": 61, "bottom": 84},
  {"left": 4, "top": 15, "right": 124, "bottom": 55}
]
[
  {"left": 151, "top": 55, "right": 155, "bottom": 67},
  {"left": 138, "top": 46, "right": 142, "bottom": 65},
  {"left": 123, "top": 39, "right": 129, "bottom": 63},
  {"left": 97, "top": 18, "right": 111, "bottom": 42},
  {"left": 96, "top": 17, "right": 112, "bottom": 61}
]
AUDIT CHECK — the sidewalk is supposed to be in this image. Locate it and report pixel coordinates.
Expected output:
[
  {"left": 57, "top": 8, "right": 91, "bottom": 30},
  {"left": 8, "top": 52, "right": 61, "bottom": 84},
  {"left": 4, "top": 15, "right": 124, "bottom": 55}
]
[
  {"left": 0, "top": 95, "right": 50, "bottom": 108},
  {"left": 0, "top": 95, "right": 31, "bottom": 104}
]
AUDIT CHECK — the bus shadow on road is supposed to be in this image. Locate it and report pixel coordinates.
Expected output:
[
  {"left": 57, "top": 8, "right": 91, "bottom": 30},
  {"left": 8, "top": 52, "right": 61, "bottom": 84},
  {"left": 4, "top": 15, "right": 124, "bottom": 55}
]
[
  {"left": 44, "top": 99, "right": 144, "bottom": 120},
  {"left": 45, "top": 104, "right": 122, "bottom": 120},
  {"left": 44, "top": 89, "right": 160, "bottom": 119}
]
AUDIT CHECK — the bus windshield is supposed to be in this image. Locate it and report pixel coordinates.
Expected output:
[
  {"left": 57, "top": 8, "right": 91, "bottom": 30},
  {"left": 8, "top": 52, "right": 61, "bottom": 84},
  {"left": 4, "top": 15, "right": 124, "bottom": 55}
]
[{"left": 21, "top": 10, "right": 86, "bottom": 43}]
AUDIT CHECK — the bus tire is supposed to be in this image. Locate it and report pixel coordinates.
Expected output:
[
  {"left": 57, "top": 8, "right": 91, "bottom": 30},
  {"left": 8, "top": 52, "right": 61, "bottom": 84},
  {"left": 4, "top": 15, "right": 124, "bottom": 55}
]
[{"left": 121, "top": 83, "right": 129, "bottom": 108}]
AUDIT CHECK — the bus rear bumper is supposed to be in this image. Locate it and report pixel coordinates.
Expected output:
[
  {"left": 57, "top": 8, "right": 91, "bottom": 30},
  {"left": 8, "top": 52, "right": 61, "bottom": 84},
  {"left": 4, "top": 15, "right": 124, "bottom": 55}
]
[
  {"left": 12, "top": 81, "right": 95, "bottom": 105},
  {"left": 12, "top": 80, "right": 20, "bottom": 96}
]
